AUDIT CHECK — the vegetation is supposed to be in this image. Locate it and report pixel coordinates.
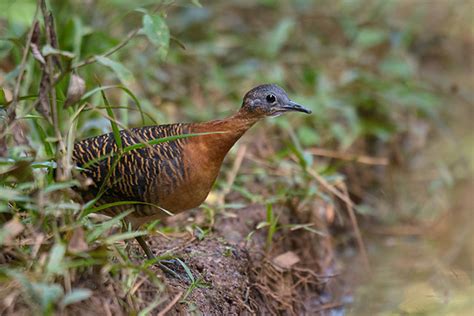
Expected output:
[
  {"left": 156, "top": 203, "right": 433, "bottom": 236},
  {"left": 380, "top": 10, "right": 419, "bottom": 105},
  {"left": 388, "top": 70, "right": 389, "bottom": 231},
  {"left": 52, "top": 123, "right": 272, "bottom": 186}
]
[{"left": 0, "top": 0, "right": 471, "bottom": 314}]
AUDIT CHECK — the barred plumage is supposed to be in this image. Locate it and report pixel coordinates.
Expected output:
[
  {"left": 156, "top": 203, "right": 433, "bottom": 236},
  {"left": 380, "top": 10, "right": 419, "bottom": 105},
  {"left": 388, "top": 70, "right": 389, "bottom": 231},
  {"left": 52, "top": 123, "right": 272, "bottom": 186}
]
[{"left": 73, "top": 123, "right": 190, "bottom": 219}]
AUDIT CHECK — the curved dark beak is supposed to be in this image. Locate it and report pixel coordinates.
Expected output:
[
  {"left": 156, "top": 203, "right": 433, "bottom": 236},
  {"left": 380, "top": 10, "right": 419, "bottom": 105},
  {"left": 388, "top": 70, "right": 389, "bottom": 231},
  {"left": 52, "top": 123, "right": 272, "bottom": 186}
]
[{"left": 281, "top": 100, "right": 312, "bottom": 114}]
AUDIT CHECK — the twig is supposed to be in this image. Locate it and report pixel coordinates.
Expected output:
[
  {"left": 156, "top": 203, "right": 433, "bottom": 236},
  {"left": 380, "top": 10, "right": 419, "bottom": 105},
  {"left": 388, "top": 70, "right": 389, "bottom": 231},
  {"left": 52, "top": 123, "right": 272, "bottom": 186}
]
[
  {"left": 0, "top": 2, "right": 40, "bottom": 155},
  {"left": 39, "top": 0, "right": 68, "bottom": 181},
  {"left": 309, "top": 148, "right": 389, "bottom": 166},
  {"left": 10, "top": 3, "right": 40, "bottom": 119},
  {"left": 304, "top": 166, "right": 358, "bottom": 210},
  {"left": 340, "top": 182, "right": 371, "bottom": 272},
  {"left": 219, "top": 144, "right": 247, "bottom": 205},
  {"left": 157, "top": 292, "right": 182, "bottom": 316},
  {"left": 48, "top": 27, "right": 140, "bottom": 90},
  {"left": 303, "top": 165, "right": 370, "bottom": 271},
  {"left": 313, "top": 301, "right": 345, "bottom": 313},
  {"left": 72, "top": 28, "right": 140, "bottom": 70}
]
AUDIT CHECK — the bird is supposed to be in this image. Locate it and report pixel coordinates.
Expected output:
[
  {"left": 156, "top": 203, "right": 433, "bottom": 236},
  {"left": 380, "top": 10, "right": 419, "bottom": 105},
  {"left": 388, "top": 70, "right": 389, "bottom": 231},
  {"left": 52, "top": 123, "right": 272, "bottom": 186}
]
[{"left": 72, "top": 84, "right": 311, "bottom": 258}]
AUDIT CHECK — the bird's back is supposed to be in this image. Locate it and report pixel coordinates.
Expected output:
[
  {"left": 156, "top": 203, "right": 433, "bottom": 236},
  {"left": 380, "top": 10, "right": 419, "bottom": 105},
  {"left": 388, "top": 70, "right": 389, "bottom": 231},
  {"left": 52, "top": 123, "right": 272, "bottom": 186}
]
[{"left": 73, "top": 123, "right": 191, "bottom": 217}]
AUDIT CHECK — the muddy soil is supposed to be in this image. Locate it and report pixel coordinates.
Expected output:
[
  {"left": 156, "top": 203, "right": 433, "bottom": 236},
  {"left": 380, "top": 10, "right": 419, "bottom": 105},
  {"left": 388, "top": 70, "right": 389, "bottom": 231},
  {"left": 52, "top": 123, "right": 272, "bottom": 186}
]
[{"left": 139, "top": 204, "right": 337, "bottom": 315}]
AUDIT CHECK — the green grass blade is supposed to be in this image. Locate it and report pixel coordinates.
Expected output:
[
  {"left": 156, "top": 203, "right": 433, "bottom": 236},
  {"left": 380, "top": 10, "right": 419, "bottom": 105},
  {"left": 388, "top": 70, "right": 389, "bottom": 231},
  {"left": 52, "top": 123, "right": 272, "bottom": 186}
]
[
  {"left": 81, "top": 200, "right": 174, "bottom": 218},
  {"left": 99, "top": 88, "right": 122, "bottom": 150}
]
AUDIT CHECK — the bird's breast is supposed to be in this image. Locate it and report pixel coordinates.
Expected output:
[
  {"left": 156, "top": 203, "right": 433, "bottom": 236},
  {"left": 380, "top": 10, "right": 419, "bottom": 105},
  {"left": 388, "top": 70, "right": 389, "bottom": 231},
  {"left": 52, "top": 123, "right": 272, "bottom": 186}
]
[
  {"left": 153, "top": 141, "right": 224, "bottom": 212},
  {"left": 139, "top": 118, "right": 252, "bottom": 215}
]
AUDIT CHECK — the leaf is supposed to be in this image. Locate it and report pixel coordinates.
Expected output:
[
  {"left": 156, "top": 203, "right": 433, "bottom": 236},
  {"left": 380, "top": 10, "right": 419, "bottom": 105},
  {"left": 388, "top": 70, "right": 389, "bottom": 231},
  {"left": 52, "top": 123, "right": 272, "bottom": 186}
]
[
  {"left": 96, "top": 55, "right": 135, "bottom": 85},
  {"left": 379, "top": 55, "right": 414, "bottom": 79},
  {"left": 0, "top": 0, "right": 36, "bottom": 27},
  {"left": 30, "top": 43, "right": 46, "bottom": 65},
  {"left": 30, "top": 21, "right": 45, "bottom": 65},
  {"left": 142, "top": 14, "right": 170, "bottom": 60},
  {"left": 0, "top": 159, "right": 34, "bottom": 182},
  {"left": 297, "top": 126, "right": 320, "bottom": 146},
  {"left": 0, "top": 218, "right": 24, "bottom": 246},
  {"left": 191, "top": 0, "right": 202, "bottom": 7},
  {"left": 0, "top": 187, "right": 31, "bottom": 202},
  {"left": 80, "top": 85, "right": 146, "bottom": 124},
  {"left": 46, "top": 243, "right": 66, "bottom": 275},
  {"left": 0, "top": 88, "right": 6, "bottom": 105},
  {"left": 68, "top": 227, "right": 88, "bottom": 253},
  {"left": 266, "top": 18, "right": 295, "bottom": 57},
  {"left": 81, "top": 200, "right": 173, "bottom": 218},
  {"left": 86, "top": 210, "right": 133, "bottom": 242},
  {"left": 64, "top": 73, "right": 86, "bottom": 108},
  {"left": 99, "top": 88, "right": 122, "bottom": 150},
  {"left": 61, "top": 288, "right": 92, "bottom": 307},
  {"left": 354, "top": 27, "right": 386, "bottom": 48},
  {"left": 176, "top": 258, "right": 195, "bottom": 283},
  {"left": 31, "top": 282, "right": 64, "bottom": 312},
  {"left": 41, "top": 44, "right": 75, "bottom": 59},
  {"left": 104, "top": 231, "right": 147, "bottom": 244},
  {"left": 272, "top": 251, "right": 300, "bottom": 270},
  {"left": 36, "top": 70, "right": 51, "bottom": 118},
  {"left": 43, "top": 180, "right": 79, "bottom": 193}
]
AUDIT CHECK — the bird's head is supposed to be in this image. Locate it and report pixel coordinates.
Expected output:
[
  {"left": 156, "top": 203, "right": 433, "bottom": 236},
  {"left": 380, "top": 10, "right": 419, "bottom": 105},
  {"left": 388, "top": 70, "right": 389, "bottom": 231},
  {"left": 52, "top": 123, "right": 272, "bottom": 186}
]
[{"left": 240, "top": 84, "right": 311, "bottom": 118}]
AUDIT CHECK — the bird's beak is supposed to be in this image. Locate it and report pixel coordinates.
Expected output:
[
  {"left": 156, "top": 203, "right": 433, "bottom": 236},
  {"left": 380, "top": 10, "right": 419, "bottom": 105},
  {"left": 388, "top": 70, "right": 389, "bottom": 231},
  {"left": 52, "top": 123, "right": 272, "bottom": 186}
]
[{"left": 279, "top": 100, "right": 312, "bottom": 114}]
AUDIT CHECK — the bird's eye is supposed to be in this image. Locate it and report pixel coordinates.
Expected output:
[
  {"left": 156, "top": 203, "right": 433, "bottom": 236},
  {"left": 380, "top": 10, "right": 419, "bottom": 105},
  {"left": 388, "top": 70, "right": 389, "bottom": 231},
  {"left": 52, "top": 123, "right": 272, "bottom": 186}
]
[{"left": 266, "top": 94, "right": 276, "bottom": 103}]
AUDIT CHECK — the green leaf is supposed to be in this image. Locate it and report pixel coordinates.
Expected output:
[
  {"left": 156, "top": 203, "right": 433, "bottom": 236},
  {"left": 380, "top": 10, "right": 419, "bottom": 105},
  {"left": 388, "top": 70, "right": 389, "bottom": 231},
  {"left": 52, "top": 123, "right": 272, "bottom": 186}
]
[
  {"left": 176, "top": 258, "right": 195, "bottom": 283},
  {"left": 61, "top": 288, "right": 92, "bottom": 307},
  {"left": 191, "top": 0, "right": 202, "bottom": 7},
  {"left": 0, "top": 0, "right": 36, "bottom": 29},
  {"left": 297, "top": 126, "right": 320, "bottom": 146},
  {"left": 32, "top": 120, "right": 54, "bottom": 157},
  {"left": 266, "top": 18, "right": 295, "bottom": 57},
  {"left": 46, "top": 243, "right": 66, "bottom": 275},
  {"left": 86, "top": 210, "right": 133, "bottom": 242},
  {"left": 41, "top": 44, "right": 75, "bottom": 59},
  {"left": 0, "top": 88, "right": 6, "bottom": 105},
  {"left": 0, "top": 187, "right": 31, "bottom": 202},
  {"left": 256, "top": 222, "right": 269, "bottom": 230},
  {"left": 96, "top": 55, "right": 135, "bottom": 84},
  {"left": 31, "top": 282, "right": 64, "bottom": 313},
  {"left": 379, "top": 55, "right": 414, "bottom": 78},
  {"left": 142, "top": 14, "right": 170, "bottom": 60},
  {"left": 104, "top": 231, "right": 147, "bottom": 244},
  {"left": 82, "top": 200, "right": 173, "bottom": 218},
  {"left": 354, "top": 27, "right": 386, "bottom": 48},
  {"left": 99, "top": 88, "right": 122, "bottom": 150},
  {"left": 43, "top": 181, "right": 80, "bottom": 193},
  {"left": 80, "top": 85, "right": 146, "bottom": 125}
]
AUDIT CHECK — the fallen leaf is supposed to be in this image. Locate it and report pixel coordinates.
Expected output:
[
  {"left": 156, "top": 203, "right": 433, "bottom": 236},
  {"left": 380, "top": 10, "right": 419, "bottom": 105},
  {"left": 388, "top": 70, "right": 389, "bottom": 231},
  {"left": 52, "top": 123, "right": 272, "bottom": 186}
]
[
  {"left": 68, "top": 227, "right": 88, "bottom": 253},
  {"left": 272, "top": 251, "right": 300, "bottom": 270},
  {"left": 64, "top": 73, "right": 86, "bottom": 108},
  {"left": 35, "top": 70, "right": 51, "bottom": 119},
  {"left": 0, "top": 218, "right": 24, "bottom": 245}
]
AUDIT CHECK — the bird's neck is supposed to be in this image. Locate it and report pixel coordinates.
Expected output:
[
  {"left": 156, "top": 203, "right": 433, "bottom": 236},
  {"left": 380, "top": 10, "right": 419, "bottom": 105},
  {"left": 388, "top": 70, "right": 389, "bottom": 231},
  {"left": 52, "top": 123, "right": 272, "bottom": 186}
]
[{"left": 190, "top": 109, "right": 260, "bottom": 160}]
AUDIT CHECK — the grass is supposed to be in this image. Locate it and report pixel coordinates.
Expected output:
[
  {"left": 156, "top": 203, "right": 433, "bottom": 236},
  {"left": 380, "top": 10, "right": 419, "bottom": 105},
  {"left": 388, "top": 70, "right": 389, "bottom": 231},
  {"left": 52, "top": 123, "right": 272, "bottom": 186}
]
[{"left": 1, "top": 0, "right": 470, "bottom": 314}]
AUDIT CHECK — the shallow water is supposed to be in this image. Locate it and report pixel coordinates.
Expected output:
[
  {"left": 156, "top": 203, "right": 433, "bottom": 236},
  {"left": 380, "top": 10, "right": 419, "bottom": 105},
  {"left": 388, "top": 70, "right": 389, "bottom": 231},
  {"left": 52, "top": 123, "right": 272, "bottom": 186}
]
[{"left": 345, "top": 87, "right": 473, "bottom": 315}]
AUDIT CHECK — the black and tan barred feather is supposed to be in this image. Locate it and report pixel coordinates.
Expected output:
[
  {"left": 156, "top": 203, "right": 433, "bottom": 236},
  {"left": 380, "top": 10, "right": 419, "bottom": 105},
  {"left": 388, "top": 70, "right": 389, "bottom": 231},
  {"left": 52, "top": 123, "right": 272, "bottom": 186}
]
[{"left": 73, "top": 123, "right": 190, "bottom": 214}]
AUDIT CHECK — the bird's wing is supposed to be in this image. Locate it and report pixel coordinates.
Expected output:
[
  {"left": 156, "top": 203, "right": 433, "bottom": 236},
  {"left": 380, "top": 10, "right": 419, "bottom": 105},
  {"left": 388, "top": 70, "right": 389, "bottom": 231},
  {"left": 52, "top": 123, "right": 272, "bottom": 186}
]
[{"left": 72, "top": 124, "right": 189, "bottom": 203}]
